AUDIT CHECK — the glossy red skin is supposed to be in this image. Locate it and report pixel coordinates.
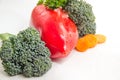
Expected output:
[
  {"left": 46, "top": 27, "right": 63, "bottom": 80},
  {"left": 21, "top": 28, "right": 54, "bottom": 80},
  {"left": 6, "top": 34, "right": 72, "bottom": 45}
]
[{"left": 31, "top": 5, "right": 78, "bottom": 58}]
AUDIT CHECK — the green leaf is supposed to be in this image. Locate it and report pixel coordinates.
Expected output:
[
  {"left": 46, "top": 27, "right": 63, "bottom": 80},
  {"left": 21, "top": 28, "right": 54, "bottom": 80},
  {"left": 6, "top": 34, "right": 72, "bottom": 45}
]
[{"left": 37, "top": 0, "right": 68, "bottom": 9}]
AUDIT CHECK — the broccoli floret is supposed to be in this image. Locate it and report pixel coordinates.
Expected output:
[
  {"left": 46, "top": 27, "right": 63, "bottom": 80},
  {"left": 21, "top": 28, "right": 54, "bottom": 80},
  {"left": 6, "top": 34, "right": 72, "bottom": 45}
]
[
  {"left": 0, "top": 27, "right": 52, "bottom": 77},
  {"left": 63, "top": 0, "right": 96, "bottom": 37}
]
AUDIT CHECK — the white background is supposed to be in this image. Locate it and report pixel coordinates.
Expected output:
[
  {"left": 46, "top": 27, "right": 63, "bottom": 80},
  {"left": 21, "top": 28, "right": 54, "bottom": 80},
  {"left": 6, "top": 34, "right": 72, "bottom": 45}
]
[{"left": 0, "top": 0, "right": 120, "bottom": 80}]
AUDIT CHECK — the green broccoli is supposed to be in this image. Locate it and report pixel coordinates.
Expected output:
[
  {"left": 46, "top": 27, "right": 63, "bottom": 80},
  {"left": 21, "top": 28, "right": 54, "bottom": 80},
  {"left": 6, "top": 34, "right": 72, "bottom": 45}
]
[
  {"left": 0, "top": 27, "right": 52, "bottom": 77},
  {"left": 63, "top": 0, "right": 96, "bottom": 37}
]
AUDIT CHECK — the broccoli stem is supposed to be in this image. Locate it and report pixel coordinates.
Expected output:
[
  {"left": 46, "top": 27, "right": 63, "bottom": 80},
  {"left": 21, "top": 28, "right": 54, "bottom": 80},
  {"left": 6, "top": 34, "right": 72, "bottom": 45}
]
[{"left": 0, "top": 33, "right": 14, "bottom": 41}]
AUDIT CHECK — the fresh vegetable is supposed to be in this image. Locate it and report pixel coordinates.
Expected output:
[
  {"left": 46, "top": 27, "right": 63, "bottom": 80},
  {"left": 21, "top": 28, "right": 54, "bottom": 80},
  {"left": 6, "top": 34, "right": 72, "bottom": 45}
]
[
  {"left": 37, "top": 0, "right": 67, "bottom": 9},
  {"left": 95, "top": 34, "right": 106, "bottom": 44},
  {"left": 0, "top": 27, "right": 52, "bottom": 77},
  {"left": 0, "top": 33, "right": 14, "bottom": 41},
  {"left": 76, "top": 34, "right": 106, "bottom": 52},
  {"left": 63, "top": 0, "right": 96, "bottom": 37},
  {"left": 31, "top": 4, "right": 78, "bottom": 58}
]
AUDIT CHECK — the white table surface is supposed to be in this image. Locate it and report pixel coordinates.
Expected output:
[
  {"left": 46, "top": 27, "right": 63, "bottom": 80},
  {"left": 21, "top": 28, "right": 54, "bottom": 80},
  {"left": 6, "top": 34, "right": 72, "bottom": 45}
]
[{"left": 0, "top": 0, "right": 120, "bottom": 80}]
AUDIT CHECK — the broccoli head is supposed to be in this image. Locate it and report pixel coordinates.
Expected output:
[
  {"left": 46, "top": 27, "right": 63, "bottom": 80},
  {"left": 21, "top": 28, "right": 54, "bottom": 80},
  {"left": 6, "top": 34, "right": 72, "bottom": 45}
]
[
  {"left": 63, "top": 0, "right": 96, "bottom": 37},
  {"left": 0, "top": 27, "right": 52, "bottom": 77}
]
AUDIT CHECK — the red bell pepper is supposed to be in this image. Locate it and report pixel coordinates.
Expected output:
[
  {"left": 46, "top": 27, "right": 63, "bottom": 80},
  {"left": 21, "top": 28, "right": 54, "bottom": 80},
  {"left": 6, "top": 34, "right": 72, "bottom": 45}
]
[{"left": 31, "top": 5, "right": 78, "bottom": 58}]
